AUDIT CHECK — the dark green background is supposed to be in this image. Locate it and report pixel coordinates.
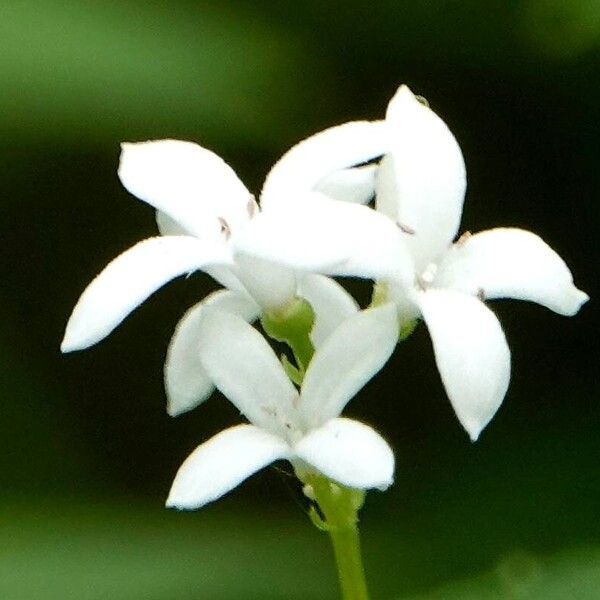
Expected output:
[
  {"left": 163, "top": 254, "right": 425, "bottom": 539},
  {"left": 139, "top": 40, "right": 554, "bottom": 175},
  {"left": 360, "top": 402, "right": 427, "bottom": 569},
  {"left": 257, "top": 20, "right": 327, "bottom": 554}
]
[{"left": 0, "top": 1, "right": 598, "bottom": 598}]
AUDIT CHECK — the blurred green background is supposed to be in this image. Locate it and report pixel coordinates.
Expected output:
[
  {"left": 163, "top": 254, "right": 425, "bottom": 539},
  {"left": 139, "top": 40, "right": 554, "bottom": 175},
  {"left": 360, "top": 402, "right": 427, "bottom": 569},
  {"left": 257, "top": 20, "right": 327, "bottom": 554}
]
[{"left": 0, "top": 1, "right": 598, "bottom": 598}]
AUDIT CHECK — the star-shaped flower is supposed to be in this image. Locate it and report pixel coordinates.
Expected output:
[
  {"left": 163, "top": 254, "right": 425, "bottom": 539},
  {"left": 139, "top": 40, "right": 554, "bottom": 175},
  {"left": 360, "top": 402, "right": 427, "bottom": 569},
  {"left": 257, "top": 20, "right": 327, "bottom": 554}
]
[
  {"left": 61, "top": 138, "right": 405, "bottom": 416},
  {"left": 240, "top": 85, "right": 588, "bottom": 441},
  {"left": 167, "top": 304, "right": 398, "bottom": 510}
]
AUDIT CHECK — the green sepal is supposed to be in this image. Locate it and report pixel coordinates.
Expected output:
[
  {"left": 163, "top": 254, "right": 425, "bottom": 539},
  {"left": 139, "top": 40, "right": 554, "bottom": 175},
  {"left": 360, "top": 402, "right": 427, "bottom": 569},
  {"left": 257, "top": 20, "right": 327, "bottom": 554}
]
[
  {"left": 371, "top": 282, "right": 419, "bottom": 342},
  {"left": 281, "top": 354, "right": 303, "bottom": 386},
  {"left": 308, "top": 506, "right": 330, "bottom": 532},
  {"left": 399, "top": 319, "right": 418, "bottom": 341},
  {"left": 261, "top": 297, "right": 315, "bottom": 373}
]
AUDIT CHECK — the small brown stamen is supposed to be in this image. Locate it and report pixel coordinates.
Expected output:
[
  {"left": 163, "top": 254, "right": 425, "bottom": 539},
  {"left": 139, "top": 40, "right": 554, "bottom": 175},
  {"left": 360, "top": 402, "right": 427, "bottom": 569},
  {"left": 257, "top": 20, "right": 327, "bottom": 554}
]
[
  {"left": 456, "top": 231, "right": 472, "bottom": 246},
  {"left": 477, "top": 287, "right": 486, "bottom": 301},
  {"left": 247, "top": 195, "right": 258, "bottom": 218},
  {"left": 397, "top": 221, "right": 416, "bottom": 235},
  {"left": 218, "top": 217, "right": 231, "bottom": 240}
]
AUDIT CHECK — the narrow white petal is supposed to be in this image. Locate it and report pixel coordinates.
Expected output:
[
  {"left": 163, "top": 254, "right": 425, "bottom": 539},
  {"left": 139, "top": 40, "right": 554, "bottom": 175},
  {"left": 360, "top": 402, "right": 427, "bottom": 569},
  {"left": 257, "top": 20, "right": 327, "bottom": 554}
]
[
  {"left": 295, "top": 418, "right": 394, "bottom": 490},
  {"left": 235, "top": 194, "right": 414, "bottom": 284},
  {"left": 155, "top": 210, "right": 251, "bottom": 296},
  {"left": 196, "top": 310, "right": 299, "bottom": 436},
  {"left": 234, "top": 254, "right": 297, "bottom": 311},
  {"left": 61, "top": 236, "right": 232, "bottom": 352},
  {"left": 435, "top": 228, "right": 589, "bottom": 316},
  {"left": 297, "top": 274, "right": 359, "bottom": 347},
  {"left": 165, "top": 290, "right": 260, "bottom": 417},
  {"left": 316, "top": 165, "right": 377, "bottom": 204},
  {"left": 417, "top": 289, "right": 511, "bottom": 441},
  {"left": 119, "top": 140, "right": 251, "bottom": 238},
  {"left": 166, "top": 424, "right": 290, "bottom": 510},
  {"left": 300, "top": 304, "right": 398, "bottom": 426},
  {"left": 376, "top": 85, "right": 466, "bottom": 269},
  {"left": 261, "top": 121, "right": 387, "bottom": 207}
]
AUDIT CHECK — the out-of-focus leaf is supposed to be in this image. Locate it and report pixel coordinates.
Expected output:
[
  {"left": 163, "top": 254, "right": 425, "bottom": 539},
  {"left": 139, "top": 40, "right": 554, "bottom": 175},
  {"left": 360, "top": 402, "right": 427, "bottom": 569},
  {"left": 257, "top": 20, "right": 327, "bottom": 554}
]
[
  {"left": 0, "top": 498, "right": 335, "bottom": 600},
  {"left": 0, "top": 1, "right": 329, "bottom": 146},
  {"left": 520, "top": 0, "right": 600, "bottom": 59},
  {"left": 403, "top": 547, "right": 600, "bottom": 599},
  {"left": 1, "top": 496, "right": 599, "bottom": 599}
]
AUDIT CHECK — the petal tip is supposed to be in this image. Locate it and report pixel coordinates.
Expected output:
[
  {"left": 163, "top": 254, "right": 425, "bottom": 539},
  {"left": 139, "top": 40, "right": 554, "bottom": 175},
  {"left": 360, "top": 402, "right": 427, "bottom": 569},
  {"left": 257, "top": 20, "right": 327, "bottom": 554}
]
[
  {"left": 166, "top": 403, "right": 182, "bottom": 418},
  {"left": 558, "top": 287, "right": 589, "bottom": 316},
  {"left": 60, "top": 338, "right": 74, "bottom": 354},
  {"left": 60, "top": 327, "right": 89, "bottom": 353},
  {"left": 575, "top": 288, "right": 590, "bottom": 310},
  {"left": 460, "top": 412, "right": 490, "bottom": 442},
  {"left": 396, "top": 84, "right": 414, "bottom": 98},
  {"left": 164, "top": 495, "right": 194, "bottom": 511},
  {"left": 388, "top": 84, "right": 419, "bottom": 113},
  {"left": 165, "top": 485, "right": 207, "bottom": 511}
]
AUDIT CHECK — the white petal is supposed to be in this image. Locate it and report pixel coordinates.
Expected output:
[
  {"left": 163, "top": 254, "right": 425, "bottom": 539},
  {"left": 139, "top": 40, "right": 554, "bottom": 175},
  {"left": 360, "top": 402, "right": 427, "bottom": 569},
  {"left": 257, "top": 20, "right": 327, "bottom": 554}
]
[
  {"left": 435, "top": 228, "right": 589, "bottom": 316},
  {"left": 165, "top": 290, "right": 260, "bottom": 417},
  {"left": 156, "top": 212, "right": 251, "bottom": 296},
  {"left": 61, "top": 236, "right": 231, "bottom": 352},
  {"left": 417, "top": 289, "right": 511, "bottom": 441},
  {"left": 234, "top": 254, "right": 297, "bottom": 311},
  {"left": 156, "top": 210, "right": 189, "bottom": 235},
  {"left": 235, "top": 194, "right": 414, "bottom": 284},
  {"left": 166, "top": 424, "right": 290, "bottom": 510},
  {"left": 315, "top": 165, "right": 377, "bottom": 204},
  {"left": 261, "top": 121, "right": 387, "bottom": 208},
  {"left": 297, "top": 274, "right": 359, "bottom": 347},
  {"left": 196, "top": 309, "right": 299, "bottom": 436},
  {"left": 376, "top": 85, "right": 466, "bottom": 269},
  {"left": 155, "top": 213, "right": 263, "bottom": 304},
  {"left": 156, "top": 211, "right": 251, "bottom": 297},
  {"left": 295, "top": 418, "right": 394, "bottom": 490},
  {"left": 300, "top": 304, "right": 398, "bottom": 426},
  {"left": 204, "top": 265, "right": 249, "bottom": 295},
  {"left": 119, "top": 140, "right": 252, "bottom": 238}
]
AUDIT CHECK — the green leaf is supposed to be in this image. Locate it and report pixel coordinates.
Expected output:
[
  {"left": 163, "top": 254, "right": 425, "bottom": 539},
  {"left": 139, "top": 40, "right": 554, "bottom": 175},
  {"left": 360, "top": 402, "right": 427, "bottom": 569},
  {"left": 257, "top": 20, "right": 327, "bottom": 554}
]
[{"left": 402, "top": 547, "right": 600, "bottom": 599}]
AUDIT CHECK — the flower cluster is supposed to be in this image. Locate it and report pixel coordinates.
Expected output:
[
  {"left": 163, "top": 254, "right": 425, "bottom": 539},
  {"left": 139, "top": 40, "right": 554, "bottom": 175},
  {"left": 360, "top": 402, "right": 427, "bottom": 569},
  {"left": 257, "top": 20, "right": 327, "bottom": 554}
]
[{"left": 62, "top": 85, "right": 587, "bottom": 510}]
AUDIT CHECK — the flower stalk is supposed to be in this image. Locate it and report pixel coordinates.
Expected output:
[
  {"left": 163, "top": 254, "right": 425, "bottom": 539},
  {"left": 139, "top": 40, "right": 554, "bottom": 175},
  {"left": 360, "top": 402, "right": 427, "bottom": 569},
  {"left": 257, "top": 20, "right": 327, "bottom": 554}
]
[
  {"left": 301, "top": 473, "right": 369, "bottom": 600},
  {"left": 267, "top": 302, "right": 371, "bottom": 599}
]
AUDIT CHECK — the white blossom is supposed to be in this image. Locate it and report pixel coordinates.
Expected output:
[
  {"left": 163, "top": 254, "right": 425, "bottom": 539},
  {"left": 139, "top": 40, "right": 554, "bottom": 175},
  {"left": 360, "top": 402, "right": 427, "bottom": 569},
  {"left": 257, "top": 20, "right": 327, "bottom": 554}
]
[
  {"left": 167, "top": 304, "right": 398, "bottom": 510},
  {"left": 61, "top": 139, "right": 386, "bottom": 416},
  {"left": 239, "top": 85, "right": 588, "bottom": 441}
]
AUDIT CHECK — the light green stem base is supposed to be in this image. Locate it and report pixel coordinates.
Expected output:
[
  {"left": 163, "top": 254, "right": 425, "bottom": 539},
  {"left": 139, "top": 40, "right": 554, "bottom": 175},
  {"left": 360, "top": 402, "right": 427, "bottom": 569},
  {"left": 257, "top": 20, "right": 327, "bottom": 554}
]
[
  {"left": 328, "top": 526, "right": 369, "bottom": 600},
  {"left": 302, "top": 473, "right": 370, "bottom": 600}
]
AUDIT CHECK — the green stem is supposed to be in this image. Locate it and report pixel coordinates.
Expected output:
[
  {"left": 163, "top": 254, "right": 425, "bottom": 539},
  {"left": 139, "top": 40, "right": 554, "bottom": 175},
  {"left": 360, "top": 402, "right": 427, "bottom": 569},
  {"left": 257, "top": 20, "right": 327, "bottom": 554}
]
[
  {"left": 262, "top": 297, "right": 369, "bottom": 599},
  {"left": 302, "top": 474, "right": 370, "bottom": 600},
  {"left": 328, "top": 523, "right": 369, "bottom": 600}
]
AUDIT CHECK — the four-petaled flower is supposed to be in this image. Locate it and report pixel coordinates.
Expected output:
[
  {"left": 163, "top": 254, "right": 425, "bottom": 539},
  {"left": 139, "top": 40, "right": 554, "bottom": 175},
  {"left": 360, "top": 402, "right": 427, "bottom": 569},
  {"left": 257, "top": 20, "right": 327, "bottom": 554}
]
[
  {"left": 61, "top": 139, "right": 399, "bottom": 416},
  {"left": 167, "top": 305, "right": 398, "bottom": 510},
  {"left": 239, "top": 85, "right": 588, "bottom": 441}
]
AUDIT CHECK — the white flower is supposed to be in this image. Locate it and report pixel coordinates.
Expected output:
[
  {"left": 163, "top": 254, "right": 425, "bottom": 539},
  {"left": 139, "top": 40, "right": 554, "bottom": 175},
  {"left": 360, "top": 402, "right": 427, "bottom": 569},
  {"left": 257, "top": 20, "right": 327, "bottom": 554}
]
[
  {"left": 166, "top": 304, "right": 398, "bottom": 510},
  {"left": 61, "top": 139, "right": 391, "bottom": 416},
  {"left": 239, "top": 85, "right": 589, "bottom": 441}
]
